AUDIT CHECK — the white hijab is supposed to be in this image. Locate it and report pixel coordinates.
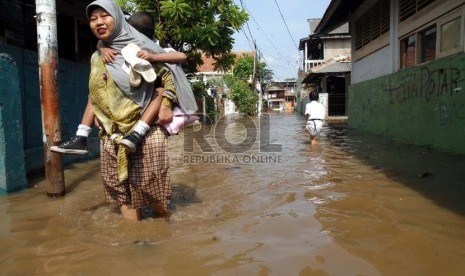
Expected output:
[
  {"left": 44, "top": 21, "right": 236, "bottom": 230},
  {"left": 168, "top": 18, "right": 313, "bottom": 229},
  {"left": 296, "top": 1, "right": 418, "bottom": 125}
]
[{"left": 86, "top": 0, "right": 197, "bottom": 114}]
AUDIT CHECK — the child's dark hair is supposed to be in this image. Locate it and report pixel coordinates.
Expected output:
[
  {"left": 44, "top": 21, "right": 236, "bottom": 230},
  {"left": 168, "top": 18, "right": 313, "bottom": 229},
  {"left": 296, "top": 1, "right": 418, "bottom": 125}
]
[
  {"left": 309, "top": 90, "right": 319, "bottom": 101},
  {"left": 128, "top": 12, "right": 154, "bottom": 38}
]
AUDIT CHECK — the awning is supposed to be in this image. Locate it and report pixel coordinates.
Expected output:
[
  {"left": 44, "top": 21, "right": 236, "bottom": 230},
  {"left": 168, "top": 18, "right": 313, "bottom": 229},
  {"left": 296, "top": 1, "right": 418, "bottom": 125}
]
[
  {"left": 302, "top": 62, "right": 351, "bottom": 83},
  {"left": 313, "top": 62, "right": 350, "bottom": 74}
]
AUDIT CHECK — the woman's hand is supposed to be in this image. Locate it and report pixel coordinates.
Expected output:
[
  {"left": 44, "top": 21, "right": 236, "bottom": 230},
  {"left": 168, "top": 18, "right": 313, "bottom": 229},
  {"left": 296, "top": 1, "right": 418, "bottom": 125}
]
[{"left": 99, "top": 47, "right": 117, "bottom": 64}]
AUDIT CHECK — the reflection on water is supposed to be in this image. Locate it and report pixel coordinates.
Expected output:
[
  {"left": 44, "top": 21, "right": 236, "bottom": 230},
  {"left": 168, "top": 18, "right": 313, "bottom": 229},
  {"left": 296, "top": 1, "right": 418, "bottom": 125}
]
[{"left": 1, "top": 113, "right": 465, "bottom": 275}]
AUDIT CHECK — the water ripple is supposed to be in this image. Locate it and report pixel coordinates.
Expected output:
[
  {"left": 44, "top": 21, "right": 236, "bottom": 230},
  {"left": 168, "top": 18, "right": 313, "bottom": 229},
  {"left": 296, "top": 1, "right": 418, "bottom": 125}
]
[{"left": 305, "top": 182, "right": 334, "bottom": 190}]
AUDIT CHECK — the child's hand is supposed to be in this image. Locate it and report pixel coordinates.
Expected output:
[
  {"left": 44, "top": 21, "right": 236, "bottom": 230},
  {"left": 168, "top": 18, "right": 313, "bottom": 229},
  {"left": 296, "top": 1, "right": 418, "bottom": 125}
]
[
  {"left": 136, "top": 50, "right": 151, "bottom": 61},
  {"left": 94, "top": 117, "right": 100, "bottom": 129},
  {"left": 158, "top": 105, "right": 173, "bottom": 125},
  {"left": 99, "top": 47, "right": 117, "bottom": 64}
]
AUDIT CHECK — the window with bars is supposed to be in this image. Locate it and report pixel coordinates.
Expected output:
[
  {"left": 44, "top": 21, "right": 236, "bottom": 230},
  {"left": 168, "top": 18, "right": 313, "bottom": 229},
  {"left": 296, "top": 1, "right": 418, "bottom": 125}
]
[
  {"left": 399, "top": 7, "right": 464, "bottom": 69},
  {"left": 399, "top": 0, "right": 437, "bottom": 22},
  {"left": 354, "top": 0, "right": 390, "bottom": 50},
  {"left": 400, "top": 34, "right": 417, "bottom": 69},
  {"left": 399, "top": 26, "right": 437, "bottom": 68},
  {"left": 419, "top": 25, "right": 437, "bottom": 63}
]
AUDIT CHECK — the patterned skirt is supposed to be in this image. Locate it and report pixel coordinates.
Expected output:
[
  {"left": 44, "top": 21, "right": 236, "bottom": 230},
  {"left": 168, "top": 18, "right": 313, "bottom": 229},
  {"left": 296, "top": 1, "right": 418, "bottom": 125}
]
[{"left": 100, "top": 126, "right": 171, "bottom": 211}]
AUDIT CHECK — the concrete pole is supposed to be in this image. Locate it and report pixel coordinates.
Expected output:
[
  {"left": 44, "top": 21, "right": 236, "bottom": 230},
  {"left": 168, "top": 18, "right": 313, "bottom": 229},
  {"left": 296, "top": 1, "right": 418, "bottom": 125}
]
[
  {"left": 252, "top": 40, "right": 262, "bottom": 116},
  {"left": 202, "top": 76, "right": 207, "bottom": 122},
  {"left": 304, "top": 41, "right": 308, "bottom": 72},
  {"left": 35, "top": 0, "right": 65, "bottom": 197},
  {"left": 257, "top": 50, "right": 262, "bottom": 116},
  {"left": 252, "top": 40, "right": 256, "bottom": 87}
]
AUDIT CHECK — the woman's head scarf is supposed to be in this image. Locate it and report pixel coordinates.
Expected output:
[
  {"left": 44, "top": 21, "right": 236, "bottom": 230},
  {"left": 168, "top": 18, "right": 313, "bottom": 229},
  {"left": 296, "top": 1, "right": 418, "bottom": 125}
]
[{"left": 86, "top": 0, "right": 197, "bottom": 114}]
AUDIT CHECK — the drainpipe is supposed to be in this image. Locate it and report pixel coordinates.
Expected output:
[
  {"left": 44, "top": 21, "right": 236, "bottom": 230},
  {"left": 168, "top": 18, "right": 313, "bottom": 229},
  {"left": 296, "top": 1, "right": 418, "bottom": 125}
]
[{"left": 35, "top": 0, "right": 65, "bottom": 197}]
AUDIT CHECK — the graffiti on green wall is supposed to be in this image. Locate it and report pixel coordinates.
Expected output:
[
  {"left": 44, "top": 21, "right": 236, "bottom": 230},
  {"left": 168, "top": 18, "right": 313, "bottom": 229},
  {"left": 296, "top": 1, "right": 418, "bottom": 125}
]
[
  {"left": 387, "top": 67, "right": 464, "bottom": 105},
  {"left": 349, "top": 53, "right": 465, "bottom": 154}
]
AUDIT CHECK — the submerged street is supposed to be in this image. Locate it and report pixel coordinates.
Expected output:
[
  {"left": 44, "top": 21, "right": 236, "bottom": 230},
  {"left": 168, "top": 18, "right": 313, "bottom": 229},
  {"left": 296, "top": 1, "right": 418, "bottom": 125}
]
[{"left": 1, "top": 113, "right": 465, "bottom": 275}]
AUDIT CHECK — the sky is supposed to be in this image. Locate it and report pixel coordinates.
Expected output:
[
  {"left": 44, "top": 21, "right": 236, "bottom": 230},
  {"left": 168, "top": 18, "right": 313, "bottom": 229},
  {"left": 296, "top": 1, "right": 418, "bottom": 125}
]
[{"left": 232, "top": 0, "right": 331, "bottom": 81}]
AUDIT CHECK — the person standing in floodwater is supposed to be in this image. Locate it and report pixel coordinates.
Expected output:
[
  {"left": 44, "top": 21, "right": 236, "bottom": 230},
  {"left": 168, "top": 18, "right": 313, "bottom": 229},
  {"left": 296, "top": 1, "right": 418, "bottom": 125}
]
[
  {"left": 84, "top": 0, "right": 182, "bottom": 220},
  {"left": 305, "top": 90, "right": 326, "bottom": 145}
]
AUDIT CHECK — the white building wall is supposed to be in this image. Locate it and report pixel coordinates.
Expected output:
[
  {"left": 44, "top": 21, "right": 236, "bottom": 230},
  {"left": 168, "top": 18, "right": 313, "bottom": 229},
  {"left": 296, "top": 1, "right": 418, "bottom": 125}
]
[
  {"left": 324, "top": 39, "right": 351, "bottom": 59},
  {"left": 352, "top": 45, "right": 393, "bottom": 84},
  {"left": 224, "top": 99, "right": 235, "bottom": 115}
]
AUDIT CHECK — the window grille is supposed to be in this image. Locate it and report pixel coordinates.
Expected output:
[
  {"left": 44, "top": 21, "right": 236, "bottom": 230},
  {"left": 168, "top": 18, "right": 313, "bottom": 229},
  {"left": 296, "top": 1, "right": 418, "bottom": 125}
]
[
  {"left": 399, "top": 0, "right": 436, "bottom": 22},
  {"left": 354, "top": 0, "right": 390, "bottom": 50}
]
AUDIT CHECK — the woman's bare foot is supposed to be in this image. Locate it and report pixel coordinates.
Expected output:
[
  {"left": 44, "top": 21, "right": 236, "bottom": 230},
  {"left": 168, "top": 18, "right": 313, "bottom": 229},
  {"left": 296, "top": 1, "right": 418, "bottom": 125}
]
[
  {"left": 152, "top": 204, "right": 171, "bottom": 220},
  {"left": 120, "top": 205, "right": 141, "bottom": 221}
]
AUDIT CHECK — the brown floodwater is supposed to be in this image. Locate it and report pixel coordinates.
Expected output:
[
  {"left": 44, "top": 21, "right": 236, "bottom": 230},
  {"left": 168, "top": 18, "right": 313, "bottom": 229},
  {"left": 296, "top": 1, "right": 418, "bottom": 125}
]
[{"left": 1, "top": 113, "right": 465, "bottom": 275}]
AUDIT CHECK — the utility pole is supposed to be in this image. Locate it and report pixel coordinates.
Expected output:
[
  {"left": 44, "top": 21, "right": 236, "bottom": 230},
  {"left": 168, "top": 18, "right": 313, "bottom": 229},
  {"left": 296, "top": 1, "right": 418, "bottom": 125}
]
[
  {"left": 252, "top": 40, "right": 262, "bottom": 116},
  {"left": 35, "top": 0, "right": 65, "bottom": 197},
  {"left": 257, "top": 50, "right": 262, "bottom": 116},
  {"left": 252, "top": 39, "right": 257, "bottom": 88}
]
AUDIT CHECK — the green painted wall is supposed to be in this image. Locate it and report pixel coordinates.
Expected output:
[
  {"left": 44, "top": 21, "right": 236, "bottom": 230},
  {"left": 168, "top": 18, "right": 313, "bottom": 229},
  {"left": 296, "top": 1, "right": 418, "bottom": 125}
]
[
  {"left": 349, "top": 53, "right": 465, "bottom": 154},
  {"left": 0, "top": 54, "right": 28, "bottom": 194},
  {"left": 0, "top": 43, "right": 99, "bottom": 185}
]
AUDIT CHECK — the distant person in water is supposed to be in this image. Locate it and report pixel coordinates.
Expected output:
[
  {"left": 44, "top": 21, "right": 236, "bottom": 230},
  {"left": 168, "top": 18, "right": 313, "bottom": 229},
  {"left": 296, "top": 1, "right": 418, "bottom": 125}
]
[{"left": 305, "top": 90, "right": 326, "bottom": 145}]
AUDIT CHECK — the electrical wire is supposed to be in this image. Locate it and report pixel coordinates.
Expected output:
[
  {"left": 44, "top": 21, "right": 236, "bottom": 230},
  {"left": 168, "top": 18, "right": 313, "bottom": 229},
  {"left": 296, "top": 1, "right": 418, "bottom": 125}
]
[
  {"left": 241, "top": 5, "right": 288, "bottom": 61},
  {"left": 235, "top": 0, "right": 300, "bottom": 81},
  {"left": 239, "top": 27, "right": 254, "bottom": 50},
  {"left": 272, "top": 0, "right": 301, "bottom": 57},
  {"left": 238, "top": 0, "right": 255, "bottom": 49}
]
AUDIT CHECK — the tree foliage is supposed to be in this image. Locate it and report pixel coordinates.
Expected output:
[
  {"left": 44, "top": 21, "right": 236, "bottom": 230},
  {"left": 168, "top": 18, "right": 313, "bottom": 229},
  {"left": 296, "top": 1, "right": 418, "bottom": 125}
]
[
  {"left": 117, "top": 0, "right": 248, "bottom": 73},
  {"left": 233, "top": 56, "right": 273, "bottom": 84},
  {"left": 223, "top": 75, "right": 258, "bottom": 116},
  {"left": 191, "top": 81, "right": 208, "bottom": 99},
  {"left": 191, "top": 81, "right": 216, "bottom": 121}
]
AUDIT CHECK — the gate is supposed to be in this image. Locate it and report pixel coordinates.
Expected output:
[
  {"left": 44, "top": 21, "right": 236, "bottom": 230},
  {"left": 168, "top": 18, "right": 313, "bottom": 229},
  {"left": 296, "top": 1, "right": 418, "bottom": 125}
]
[{"left": 328, "top": 93, "right": 346, "bottom": 116}]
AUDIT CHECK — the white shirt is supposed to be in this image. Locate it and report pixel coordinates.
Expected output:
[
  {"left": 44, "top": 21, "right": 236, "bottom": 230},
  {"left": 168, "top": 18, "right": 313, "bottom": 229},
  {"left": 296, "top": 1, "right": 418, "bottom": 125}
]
[{"left": 305, "top": 101, "right": 326, "bottom": 121}]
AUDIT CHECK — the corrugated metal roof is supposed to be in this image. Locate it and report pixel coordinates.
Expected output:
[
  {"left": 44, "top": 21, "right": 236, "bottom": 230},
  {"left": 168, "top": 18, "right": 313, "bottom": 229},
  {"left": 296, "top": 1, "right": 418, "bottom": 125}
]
[
  {"left": 266, "top": 85, "right": 285, "bottom": 91},
  {"left": 302, "top": 61, "right": 351, "bottom": 83},
  {"left": 312, "top": 61, "right": 351, "bottom": 73}
]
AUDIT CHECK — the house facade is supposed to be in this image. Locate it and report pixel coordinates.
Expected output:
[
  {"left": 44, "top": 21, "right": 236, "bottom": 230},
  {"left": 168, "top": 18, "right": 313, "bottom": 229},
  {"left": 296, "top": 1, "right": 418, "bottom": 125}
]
[
  {"left": 191, "top": 52, "right": 254, "bottom": 118},
  {"left": 265, "top": 81, "right": 296, "bottom": 111},
  {"left": 316, "top": 0, "right": 465, "bottom": 154},
  {"left": 298, "top": 19, "right": 351, "bottom": 117}
]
